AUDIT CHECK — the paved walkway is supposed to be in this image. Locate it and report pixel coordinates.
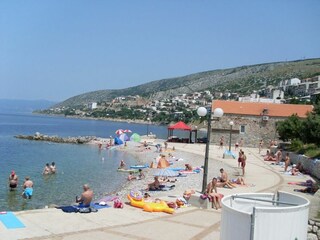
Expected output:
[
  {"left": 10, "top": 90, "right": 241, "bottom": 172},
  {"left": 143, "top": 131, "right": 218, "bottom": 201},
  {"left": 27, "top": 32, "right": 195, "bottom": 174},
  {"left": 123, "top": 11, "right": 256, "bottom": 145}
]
[{"left": 0, "top": 144, "right": 317, "bottom": 240}]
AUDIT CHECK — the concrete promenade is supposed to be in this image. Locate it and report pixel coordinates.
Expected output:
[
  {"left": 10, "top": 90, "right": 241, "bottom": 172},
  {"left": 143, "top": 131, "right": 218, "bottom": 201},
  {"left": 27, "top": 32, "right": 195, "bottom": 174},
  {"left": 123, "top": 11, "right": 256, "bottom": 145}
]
[{"left": 1, "top": 143, "right": 318, "bottom": 240}]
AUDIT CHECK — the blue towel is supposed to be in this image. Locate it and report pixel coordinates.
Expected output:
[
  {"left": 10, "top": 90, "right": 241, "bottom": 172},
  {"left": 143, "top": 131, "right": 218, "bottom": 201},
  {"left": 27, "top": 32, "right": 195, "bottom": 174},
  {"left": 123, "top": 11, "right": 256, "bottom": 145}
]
[
  {"left": 0, "top": 212, "right": 25, "bottom": 229},
  {"left": 56, "top": 206, "right": 78, "bottom": 213}
]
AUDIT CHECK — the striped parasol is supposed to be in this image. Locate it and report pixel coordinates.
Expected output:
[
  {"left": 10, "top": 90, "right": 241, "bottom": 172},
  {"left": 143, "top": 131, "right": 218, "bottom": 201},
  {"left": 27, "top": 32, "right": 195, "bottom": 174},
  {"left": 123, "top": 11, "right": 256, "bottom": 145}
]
[
  {"left": 153, "top": 169, "right": 178, "bottom": 177},
  {"left": 115, "top": 129, "right": 124, "bottom": 135}
]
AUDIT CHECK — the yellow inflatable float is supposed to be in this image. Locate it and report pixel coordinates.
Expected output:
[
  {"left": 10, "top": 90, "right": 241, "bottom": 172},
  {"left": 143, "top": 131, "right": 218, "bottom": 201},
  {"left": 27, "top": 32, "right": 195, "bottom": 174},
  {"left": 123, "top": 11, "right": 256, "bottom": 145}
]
[{"left": 127, "top": 190, "right": 174, "bottom": 214}]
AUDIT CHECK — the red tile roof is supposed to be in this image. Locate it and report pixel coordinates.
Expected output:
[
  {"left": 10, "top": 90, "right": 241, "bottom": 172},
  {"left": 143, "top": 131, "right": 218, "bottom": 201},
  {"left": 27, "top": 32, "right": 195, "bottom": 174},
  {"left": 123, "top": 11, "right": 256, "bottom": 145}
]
[{"left": 212, "top": 100, "right": 313, "bottom": 118}]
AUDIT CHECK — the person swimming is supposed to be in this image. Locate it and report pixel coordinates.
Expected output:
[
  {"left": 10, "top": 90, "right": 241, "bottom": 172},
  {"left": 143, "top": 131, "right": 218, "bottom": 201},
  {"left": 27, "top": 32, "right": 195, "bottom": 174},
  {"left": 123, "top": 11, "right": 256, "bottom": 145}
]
[
  {"left": 42, "top": 163, "right": 51, "bottom": 175},
  {"left": 50, "top": 162, "right": 56, "bottom": 174}
]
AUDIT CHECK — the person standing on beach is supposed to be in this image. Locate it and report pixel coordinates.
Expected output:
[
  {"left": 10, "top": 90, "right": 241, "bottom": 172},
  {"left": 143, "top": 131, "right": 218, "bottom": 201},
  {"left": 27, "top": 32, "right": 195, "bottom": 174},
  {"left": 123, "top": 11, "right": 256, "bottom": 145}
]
[
  {"left": 275, "top": 149, "right": 282, "bottom": 164},
  {"left": 164, "top": 141, "right": 168, "bottom": 151},
  {"left": 9, "top": 171, "right": 18, "bottom": 191},
  {"left": 241, "top": 150, "right": 247, "bottom": 176},
  {"left": 76, "top": 184, "right": 93, "bottom": 208},
  {"left": 219, "top": 136, "right": 224, "bottom": 149},
  {"left": 259, "top": 139, "right": 263, "bottom": 154},
  {"left": 284, "top": 153, "right": 291, "bottom": 172},
  {"left": 22, "top": 176, "right": 33, "bottom": 199},
  {"left": 239, "top": 138, "right": 244, "bottom": 148},
  {"left": 238, "top": 150, "right": 243, "bottom": 168}
]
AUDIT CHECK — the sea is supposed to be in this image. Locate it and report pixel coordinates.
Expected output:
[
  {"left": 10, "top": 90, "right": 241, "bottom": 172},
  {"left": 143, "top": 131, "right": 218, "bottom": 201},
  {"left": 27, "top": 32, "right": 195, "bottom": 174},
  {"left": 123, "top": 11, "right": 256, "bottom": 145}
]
[{"left": 0, "top": 112, "right": 172, "bottom": 211}]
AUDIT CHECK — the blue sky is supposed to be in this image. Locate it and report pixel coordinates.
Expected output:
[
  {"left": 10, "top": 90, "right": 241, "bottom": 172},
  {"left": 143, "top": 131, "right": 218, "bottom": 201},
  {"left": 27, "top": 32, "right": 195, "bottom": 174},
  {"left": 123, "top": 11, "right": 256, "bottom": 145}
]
[{"left": 1, "top": 1, "right": 320, "bottom": 101}]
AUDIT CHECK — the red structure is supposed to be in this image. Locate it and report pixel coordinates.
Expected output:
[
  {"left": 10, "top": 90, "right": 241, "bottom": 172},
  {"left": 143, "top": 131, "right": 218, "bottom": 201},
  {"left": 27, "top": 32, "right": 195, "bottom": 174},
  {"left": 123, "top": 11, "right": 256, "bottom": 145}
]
[{"left": 167, "top": 121, "right": 196, "bottom": 143}]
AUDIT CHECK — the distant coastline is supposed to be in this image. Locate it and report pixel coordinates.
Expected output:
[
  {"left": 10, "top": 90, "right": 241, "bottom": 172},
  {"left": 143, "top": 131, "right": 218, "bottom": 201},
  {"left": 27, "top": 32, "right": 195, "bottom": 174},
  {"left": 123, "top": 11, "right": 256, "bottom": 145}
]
[{"left": 33, "top": 112, "right": 164, "bottom": 126}]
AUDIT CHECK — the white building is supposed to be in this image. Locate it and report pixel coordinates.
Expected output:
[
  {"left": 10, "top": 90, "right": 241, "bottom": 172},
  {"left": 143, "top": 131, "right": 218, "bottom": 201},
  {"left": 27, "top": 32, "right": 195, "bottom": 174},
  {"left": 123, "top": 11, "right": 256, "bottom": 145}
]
[{"left": 88, "top": 102, "right": 97, "bottom": 109}]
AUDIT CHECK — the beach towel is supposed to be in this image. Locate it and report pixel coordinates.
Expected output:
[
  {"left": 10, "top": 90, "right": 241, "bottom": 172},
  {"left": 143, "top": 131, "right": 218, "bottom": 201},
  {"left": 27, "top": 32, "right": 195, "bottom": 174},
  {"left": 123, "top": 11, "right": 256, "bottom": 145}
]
[
  {"left": 0, "top": 212, "right": 25, "bottom": 229},
  {"left": 149, "top": 185, "right": 175, "bottom": 191},
  {"left": 56, "top": 203, "right": 101, "bottom": 213},
  {"left": 288, "top": 180, "right": 314, "bottom": 186},
  {"left": 56, "top": 206, "right": 78, "bottom": 213},
  {"left": 93, "top": 203, "right": 111, "bottom": 210}
]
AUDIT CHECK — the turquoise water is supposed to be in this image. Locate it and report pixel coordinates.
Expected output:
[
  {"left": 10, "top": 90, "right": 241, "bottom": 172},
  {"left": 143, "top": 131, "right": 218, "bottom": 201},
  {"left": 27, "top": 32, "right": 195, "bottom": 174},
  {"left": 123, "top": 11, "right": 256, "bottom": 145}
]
[{"left": 0, "top": 113, "right": 167, "bottom": 211}]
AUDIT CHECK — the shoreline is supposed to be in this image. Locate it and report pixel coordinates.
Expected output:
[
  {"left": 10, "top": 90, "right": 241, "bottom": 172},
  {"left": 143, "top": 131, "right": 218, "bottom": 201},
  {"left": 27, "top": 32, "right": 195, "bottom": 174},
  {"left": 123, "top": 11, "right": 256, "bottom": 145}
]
[
  {"left": 92, "top": 138, "right": 237, "bottom": 204},
  {"left": 2, "top": 140, "right": 320, "bottom": 239},
  {"left": 33, "top": 112, "right": 165, "bottom": 126}
]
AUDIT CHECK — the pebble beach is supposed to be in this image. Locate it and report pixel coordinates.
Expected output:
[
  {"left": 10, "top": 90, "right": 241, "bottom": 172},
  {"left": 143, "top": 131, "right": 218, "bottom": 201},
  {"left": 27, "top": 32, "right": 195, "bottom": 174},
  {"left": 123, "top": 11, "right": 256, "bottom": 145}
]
[{"left": 90, "top": 137, "right": 237, "bottom": 204}]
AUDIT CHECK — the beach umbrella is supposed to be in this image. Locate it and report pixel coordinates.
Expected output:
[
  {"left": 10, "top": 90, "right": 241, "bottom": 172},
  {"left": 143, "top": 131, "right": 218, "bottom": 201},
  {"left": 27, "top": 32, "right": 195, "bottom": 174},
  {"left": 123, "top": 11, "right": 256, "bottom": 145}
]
[
  {"left": 119, "top": 133, "right": 129, "bottom": 142},
  {"left": 130, "top": 133, "right": 141, "bottom": 142},
  {"left": 123, "top": 129, "right": 132, "bottom": 133},
  {"left": 115, "top": 129, "right": 124, "bottom": 135},
  {"left": 153, "top": 169, "right": 178, "bottom": 177}
]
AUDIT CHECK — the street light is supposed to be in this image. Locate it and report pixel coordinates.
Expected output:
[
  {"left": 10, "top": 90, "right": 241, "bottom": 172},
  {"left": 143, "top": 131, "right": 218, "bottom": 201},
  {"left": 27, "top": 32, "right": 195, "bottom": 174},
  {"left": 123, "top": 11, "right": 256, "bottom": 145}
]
[
  {"left": 146, "top": 117, "right": 150, "bottom": 136},
  {"left": 228, "top": 121, "right": 234, "bottom": 152},
  {"left": 197, "top": 106, "right": 224, "bottom": 193}
]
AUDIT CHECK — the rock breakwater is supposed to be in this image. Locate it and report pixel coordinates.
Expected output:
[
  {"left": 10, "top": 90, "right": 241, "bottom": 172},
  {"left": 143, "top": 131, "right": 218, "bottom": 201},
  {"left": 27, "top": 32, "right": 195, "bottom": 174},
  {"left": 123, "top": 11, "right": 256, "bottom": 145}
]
[{"left": 15, "top": 132, "right": 97, "bottom": 144}]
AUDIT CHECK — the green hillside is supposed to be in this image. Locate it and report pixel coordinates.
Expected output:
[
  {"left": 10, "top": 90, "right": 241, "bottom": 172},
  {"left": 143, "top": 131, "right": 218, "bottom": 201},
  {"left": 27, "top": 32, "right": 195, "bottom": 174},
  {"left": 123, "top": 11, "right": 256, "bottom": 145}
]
[{"left": 54, "top": 58, "right": 320, "bottom": 108}]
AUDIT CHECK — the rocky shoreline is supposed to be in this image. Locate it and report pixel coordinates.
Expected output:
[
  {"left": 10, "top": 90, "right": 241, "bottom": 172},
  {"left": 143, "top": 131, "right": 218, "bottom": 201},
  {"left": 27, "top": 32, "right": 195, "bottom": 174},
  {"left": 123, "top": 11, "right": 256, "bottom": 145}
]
[{"left": 14, "top": 133, "right": 97, "bottom": 144}]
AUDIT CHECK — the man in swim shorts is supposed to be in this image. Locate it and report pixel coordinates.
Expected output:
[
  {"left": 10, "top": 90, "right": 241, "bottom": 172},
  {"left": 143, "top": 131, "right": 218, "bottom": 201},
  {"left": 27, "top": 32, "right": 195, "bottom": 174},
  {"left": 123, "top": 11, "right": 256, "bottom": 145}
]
[
  {"left": 9, "top": 170, "right": 18, "bottom": 191},
  {"left": 76, "top": 184, "right": 94, "bottom": 208},
  {"left": 22, "top": 176, "right": 33, "bottom": 199}
]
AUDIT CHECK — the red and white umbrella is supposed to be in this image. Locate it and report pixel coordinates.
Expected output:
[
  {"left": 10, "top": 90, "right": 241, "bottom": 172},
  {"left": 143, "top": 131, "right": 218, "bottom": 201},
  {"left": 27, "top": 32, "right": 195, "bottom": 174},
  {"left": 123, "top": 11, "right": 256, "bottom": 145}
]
[
  {"left": 115, "top": 129, "right": 124, "bottom": 135},
  {"left": 123, "top": 129, "right": 132, "bottom": 133}
]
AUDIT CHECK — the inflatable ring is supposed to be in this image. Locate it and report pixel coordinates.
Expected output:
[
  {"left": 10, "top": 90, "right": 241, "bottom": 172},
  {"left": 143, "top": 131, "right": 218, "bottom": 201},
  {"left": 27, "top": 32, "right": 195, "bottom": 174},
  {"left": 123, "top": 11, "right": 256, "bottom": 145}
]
[{"left": 130, "top": 189, "right": 142, "bottom": 201}]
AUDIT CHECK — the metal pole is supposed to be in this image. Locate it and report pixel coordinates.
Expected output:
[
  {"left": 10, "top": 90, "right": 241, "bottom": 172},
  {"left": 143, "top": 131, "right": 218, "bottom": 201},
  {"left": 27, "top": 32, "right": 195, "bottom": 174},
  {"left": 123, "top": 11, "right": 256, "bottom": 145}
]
[
  {"left": 228, "top": 124, "right": 232, "bottom": 152},
  {"left": 147, "top": 120, "right": 149, "bottom": 136},
  {"left": 231, "top": 195, "right": 298, "bottom": 206},
  {"left": 202, "top": 109, "right": 212, "bottom": 193}
]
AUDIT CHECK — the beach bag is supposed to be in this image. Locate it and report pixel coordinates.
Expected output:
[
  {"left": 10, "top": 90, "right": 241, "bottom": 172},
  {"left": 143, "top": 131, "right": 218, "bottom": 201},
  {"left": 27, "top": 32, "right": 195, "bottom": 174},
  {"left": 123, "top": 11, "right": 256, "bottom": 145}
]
[
  {"left": 200, "top": 194, "right": 208, "bottom": 200},
  {"left": 113, "top": 199, "right": 124, "bottom": 208},
  {"left": 167, "top": 202, "right": 177, "bottom": 209}
]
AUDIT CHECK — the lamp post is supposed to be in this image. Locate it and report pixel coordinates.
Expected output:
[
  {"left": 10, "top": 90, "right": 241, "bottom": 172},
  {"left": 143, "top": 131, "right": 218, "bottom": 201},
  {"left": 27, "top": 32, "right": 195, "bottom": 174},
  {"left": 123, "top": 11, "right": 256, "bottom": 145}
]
[
  {"left": 146, "top": 117, "right": 150, "bottom": 136},
  {"left": 197, "top": 106, "right": 224, "bottom": 193},
  {"left": 228, "top": 121, "right": 234, "bottom": 152}
]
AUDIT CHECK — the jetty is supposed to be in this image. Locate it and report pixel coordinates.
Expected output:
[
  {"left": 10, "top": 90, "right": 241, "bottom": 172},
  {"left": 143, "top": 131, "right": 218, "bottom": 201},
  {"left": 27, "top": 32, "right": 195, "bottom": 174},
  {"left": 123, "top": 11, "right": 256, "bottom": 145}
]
[{"left": 14, "top": 132, "right": 97, "bottom": 144}]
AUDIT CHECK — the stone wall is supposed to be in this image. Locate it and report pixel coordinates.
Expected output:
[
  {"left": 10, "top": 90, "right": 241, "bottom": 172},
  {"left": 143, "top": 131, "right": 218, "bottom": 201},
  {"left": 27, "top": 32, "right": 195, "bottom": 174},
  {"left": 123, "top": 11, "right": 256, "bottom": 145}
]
[
  {"left": 209, "top": 115, "right": 281, "bottom": 148},
  {"left": 281, "top": 151, "right": 320, "bottom": 180},
  {"left": 308, "top": 219, "right": 320, "bottom": 240}
]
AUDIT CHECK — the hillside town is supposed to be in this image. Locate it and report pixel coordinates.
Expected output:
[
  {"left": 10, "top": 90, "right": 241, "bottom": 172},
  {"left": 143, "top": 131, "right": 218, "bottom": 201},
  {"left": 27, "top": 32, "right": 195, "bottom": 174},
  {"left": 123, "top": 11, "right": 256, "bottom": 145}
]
[{"left": 42, "top": 75, "right": 320, "bottom": 126}]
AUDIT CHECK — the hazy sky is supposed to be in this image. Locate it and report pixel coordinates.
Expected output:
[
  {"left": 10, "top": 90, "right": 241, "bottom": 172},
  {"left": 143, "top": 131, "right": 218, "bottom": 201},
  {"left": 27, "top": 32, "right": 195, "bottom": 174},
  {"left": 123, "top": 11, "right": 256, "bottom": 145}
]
[{"left": 1, "top": 1, "right": 320, "bottom": 101}]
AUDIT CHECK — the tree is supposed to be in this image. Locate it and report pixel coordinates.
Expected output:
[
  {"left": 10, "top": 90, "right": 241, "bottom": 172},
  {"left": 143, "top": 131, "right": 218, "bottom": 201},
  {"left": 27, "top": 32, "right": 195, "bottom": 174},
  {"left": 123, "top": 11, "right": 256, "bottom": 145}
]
[
  {"left": 301, "top": 113, "right": 320, "bottom": 145},
  {"left": 276, "top": 114, "right": 303, "bottom": 141}
]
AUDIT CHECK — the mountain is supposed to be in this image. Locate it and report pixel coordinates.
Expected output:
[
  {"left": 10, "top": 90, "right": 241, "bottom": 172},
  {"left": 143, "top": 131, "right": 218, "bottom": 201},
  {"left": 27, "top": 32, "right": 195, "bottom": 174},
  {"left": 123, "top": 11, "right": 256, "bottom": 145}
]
[
  {"left": 55, "top": 58, "right": 320, "bottom": 108},
  {"left": 0, "top": 99, "right": 57, "bottom": 113}
]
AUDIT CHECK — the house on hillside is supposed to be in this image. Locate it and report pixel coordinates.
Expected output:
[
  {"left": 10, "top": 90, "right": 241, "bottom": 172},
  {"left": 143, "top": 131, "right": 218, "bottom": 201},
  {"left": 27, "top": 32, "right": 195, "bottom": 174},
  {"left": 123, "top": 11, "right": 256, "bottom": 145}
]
[{"left": 207, "top": 100, "right": 313, "bottom": 148}]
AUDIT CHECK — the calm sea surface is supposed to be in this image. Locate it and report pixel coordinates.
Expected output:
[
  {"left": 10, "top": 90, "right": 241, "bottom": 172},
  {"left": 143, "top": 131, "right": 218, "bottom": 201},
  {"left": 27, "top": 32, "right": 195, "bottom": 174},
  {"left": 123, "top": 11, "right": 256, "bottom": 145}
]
[{"left": 0, "top": 113, "right": 168, "bottom": 211}]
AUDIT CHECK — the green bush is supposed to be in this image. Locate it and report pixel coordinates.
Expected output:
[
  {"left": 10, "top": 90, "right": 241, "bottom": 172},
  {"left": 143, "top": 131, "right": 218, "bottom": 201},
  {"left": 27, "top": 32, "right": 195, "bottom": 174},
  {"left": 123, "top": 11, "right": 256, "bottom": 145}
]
[{"left": 288, "top": 139, "right": 304, "bottom": 152}]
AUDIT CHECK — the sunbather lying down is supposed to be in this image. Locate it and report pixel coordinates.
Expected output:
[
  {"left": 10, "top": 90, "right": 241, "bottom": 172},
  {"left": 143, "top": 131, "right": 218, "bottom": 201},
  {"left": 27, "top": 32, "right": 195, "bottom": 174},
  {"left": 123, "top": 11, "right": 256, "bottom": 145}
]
[
  {"left": 294, "top": 182, "right": 319, "bottom": 194},
  {"left": 146, "top": 176, "right": 175, "bottom": 191}
]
